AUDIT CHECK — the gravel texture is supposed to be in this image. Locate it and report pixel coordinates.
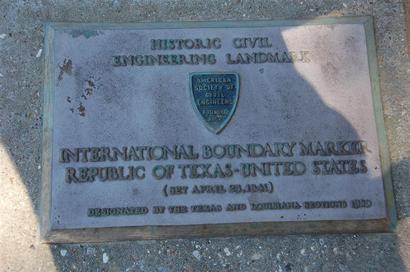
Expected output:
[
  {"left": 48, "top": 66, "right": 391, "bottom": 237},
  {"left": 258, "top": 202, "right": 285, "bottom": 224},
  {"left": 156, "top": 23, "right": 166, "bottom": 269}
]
[{"left": 0, "top": 0, "right": 409, "bottom": 271}]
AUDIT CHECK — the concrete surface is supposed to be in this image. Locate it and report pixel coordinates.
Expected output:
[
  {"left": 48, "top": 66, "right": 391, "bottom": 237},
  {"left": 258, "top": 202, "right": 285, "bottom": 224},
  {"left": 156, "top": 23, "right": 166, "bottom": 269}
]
[{"left": 0, "top": 0, "right": 409, "bottom": 271}]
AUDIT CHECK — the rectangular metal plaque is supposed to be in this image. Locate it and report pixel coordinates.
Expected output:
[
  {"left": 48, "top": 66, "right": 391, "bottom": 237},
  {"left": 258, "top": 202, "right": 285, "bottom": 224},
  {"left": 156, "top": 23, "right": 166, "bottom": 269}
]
[{"left": 41, "top": 17, "right": 396, "bottom": 242}]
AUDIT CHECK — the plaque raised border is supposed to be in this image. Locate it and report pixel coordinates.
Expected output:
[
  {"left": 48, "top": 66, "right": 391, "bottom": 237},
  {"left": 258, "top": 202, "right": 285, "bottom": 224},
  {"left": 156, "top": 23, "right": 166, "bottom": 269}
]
[{"left": 41, "top": 16, "right": 396, "bottom": 243}]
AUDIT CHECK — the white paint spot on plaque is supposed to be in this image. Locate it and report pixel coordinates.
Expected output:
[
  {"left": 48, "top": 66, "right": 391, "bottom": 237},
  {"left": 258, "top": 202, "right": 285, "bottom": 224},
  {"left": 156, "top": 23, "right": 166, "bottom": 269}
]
[
  {"left": 224, "top": 247, "right": 232, "bottom": 256},
  {"left": 103, "top": 252, "right": 109, "bottom": 263},
  {"left": 310, "top": 245, "right": 316, "bottom": 251},
  {"left": 86, "top": 247, "right": 96, "bottom": 255},
  {"left": 60, "top": 249, "right": 67, "bottom": 257},
  {"left": 192, "top": 250, "right": 201, "bottom": 260},
  {"left": 36, "top": 48, "right": 42, "bottom": 58}
]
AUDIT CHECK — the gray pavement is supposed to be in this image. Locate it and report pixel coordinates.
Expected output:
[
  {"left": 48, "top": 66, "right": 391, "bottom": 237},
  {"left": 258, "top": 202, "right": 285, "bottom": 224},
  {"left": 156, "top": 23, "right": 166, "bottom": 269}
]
[{"left": 0, "top": 1, "right": 409, "bottom": 271}]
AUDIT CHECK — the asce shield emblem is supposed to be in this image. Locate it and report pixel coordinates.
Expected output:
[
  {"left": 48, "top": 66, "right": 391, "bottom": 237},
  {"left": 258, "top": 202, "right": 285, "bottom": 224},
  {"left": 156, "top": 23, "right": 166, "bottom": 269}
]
[{"left": 189, "top": 72, "right": 240, "bottom": 134}]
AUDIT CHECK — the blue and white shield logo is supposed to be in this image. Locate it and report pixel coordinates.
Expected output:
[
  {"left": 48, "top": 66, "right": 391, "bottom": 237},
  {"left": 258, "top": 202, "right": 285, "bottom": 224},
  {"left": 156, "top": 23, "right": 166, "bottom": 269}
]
[{"left": 189, "top": 72, "right": 240, "bottom": 134}]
